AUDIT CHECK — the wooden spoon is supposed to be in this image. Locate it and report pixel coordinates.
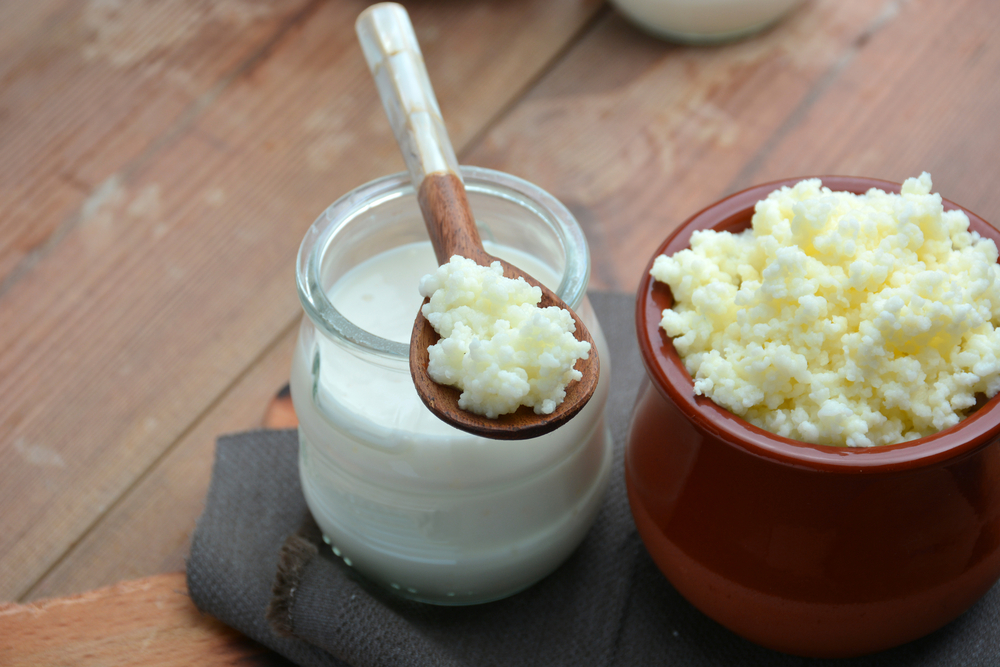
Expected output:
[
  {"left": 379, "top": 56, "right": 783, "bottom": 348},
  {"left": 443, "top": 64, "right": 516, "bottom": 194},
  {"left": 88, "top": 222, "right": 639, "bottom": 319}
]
[{"left": 356, "top": 3, "right": 600, "bottom": 440}]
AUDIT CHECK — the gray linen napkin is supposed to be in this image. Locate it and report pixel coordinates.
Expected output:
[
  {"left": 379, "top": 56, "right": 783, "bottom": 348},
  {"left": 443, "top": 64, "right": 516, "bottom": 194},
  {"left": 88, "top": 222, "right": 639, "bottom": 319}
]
[{"left": 187, "top": 292, "right": 1000, "bottom": 666}]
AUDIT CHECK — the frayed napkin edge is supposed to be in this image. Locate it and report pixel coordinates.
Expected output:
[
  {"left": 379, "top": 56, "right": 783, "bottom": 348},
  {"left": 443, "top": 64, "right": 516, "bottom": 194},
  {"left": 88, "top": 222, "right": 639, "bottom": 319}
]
[{"left": 268, "top": 525, "right": 320, "bottom": 637}]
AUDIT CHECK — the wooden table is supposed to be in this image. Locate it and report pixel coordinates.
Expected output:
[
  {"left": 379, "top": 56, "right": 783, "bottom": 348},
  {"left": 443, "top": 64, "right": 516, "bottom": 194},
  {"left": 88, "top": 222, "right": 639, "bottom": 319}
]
[{"left": 2, "top": 0, "right": 999, "bottom": 663}]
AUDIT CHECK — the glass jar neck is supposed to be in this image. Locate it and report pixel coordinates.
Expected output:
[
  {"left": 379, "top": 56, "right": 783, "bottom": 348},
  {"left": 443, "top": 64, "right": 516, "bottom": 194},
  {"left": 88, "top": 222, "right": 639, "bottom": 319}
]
[{"left": 296, "top": 166, "right": 591, "bottom": 359}]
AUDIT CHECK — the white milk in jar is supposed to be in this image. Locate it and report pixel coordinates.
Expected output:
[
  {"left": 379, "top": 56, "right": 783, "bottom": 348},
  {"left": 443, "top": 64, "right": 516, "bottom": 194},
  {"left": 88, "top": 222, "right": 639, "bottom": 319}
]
[{"left": 291, "top": 167, "right": 612, "bottom": 605}]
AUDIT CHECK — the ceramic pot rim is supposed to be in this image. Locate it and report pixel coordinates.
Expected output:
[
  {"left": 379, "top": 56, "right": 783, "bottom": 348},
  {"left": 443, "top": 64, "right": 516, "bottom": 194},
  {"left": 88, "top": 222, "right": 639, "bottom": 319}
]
[{"left": 636, "top": 176, "right": 1000, "bottom": 473}]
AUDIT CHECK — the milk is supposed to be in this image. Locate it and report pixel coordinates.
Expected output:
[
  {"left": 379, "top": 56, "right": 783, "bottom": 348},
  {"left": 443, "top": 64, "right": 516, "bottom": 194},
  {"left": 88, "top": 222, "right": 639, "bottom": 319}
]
[{"left": 290, "top": 241, "right": 612, "bottom": 604}]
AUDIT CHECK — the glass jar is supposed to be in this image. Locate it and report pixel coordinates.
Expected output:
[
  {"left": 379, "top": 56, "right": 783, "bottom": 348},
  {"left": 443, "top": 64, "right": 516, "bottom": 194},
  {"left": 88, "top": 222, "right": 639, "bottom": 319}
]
[{"left": 291, "top": 166, "right": 612, "bottom": 605}]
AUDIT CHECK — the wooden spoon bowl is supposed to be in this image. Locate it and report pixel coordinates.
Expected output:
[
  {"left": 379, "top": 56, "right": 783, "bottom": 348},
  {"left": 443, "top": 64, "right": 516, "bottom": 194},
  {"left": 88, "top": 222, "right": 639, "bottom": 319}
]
[{"left": 409, "top": 174, "right": 599, "bottom": 440}]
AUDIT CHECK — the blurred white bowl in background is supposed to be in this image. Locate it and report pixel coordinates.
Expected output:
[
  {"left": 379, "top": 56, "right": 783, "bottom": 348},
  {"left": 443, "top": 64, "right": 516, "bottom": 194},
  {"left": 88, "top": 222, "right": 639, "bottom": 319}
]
[{"left": 610, "top": 0, "right": 807, "bottom": 43}]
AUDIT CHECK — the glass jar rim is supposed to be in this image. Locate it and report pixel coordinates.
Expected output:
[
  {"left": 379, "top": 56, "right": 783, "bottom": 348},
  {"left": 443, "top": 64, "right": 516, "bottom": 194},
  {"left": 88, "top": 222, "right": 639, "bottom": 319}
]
[{"left": 296, "top": 166, "right": 591, "bottom": 359}]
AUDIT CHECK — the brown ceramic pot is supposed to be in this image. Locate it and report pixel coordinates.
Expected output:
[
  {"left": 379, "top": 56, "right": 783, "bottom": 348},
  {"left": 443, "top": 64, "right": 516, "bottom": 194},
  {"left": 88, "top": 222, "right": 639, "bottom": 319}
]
[{"left": 627, "top": 176, "right": 1000, "bottom": 658}]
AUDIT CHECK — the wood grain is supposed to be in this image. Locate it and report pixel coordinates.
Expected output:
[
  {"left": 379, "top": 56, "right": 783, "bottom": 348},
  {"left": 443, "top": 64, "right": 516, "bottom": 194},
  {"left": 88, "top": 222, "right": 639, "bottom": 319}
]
[
  {"left": 0, "top": 0, "right": 313, "bottom": 289},
  {"left": 24, "top": 328, "right": 297, "bottom": 602},
  {"left": 418, "top": 172, "right": 488, "bottom": 266},
  {"left": 0, "top": 2, "right": 74, "bottom": 75},
  {"left": 466, "top": 0, "right": 905, "bottom": 291},
  {"left": 473, "top": 0, "right": 1000, "bottom": 293},
  {"left": 737, "top": 0, "right": 1000, "bottom": 216},
  {"left": 0, "top": 0, "right": 603, "bottom": 601},
  {"left": 0, "top": 573, "right": 292, "bottom": 666}
]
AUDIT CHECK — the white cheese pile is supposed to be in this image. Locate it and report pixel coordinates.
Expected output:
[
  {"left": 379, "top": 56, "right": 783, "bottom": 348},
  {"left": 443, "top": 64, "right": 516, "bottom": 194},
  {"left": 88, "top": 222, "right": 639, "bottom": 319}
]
[
  {"left": 419, "top": 255, "right": 591, "bottom": 419},
  {"left": 651, "top": 173, "right": 1000, "bottom": 447}
]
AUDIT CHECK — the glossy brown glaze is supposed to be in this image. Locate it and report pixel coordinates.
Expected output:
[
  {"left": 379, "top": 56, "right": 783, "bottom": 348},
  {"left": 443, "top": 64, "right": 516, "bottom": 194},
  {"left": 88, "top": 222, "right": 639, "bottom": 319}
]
[{"left": 626, "top": 177, "right": 1000, "bottom": 657}]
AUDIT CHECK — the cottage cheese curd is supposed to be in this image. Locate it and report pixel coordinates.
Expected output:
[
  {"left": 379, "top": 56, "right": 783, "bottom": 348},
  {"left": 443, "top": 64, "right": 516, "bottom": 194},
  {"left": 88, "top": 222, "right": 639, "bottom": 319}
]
[
  {"left": 652, "top": 174, "right": 1000, "bottom": 447},
  {"left": 419, "top": 256, "right": 591, "bottom": 418}
]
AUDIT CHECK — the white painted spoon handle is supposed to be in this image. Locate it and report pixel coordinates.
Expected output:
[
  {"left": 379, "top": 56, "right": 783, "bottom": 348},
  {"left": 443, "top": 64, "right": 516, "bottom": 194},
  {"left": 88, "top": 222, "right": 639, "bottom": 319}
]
[{"left": 355, "top": 2, "right": 461, "bottom": 186}]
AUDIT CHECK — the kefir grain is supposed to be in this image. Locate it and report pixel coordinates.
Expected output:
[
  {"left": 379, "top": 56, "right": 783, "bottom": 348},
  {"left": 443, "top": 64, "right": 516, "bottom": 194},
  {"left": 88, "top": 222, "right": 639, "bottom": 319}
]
[
  {"left": 419, "top": 255, "right": 591, "bottom": 418},
  {"left": 652, "top": 174, "right": 1000, "bottom": 446}
]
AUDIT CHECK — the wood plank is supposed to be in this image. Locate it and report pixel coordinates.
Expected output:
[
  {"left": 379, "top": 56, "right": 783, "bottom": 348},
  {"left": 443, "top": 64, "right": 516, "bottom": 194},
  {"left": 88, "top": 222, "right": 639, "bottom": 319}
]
[
  {"left": 464, "top": 0, "right": 905, "bottom": 292},
  {"left": 0, "top": 573, "right": 292, "bottom": 666},
  {"left": 0, "top": 0, "right": 603, "bottom": 601},
  {"left": 0, "top": 1, "right": 75, "bottom": 72},
  {"left": 0, "top": 0, "right": 314, "bottom": 289},
  {"left": 25, "top": 328, "right": 298, "bottom": 601},
  {"left": 733, "top": 0, "right": 1000, "bottom": 219}
]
